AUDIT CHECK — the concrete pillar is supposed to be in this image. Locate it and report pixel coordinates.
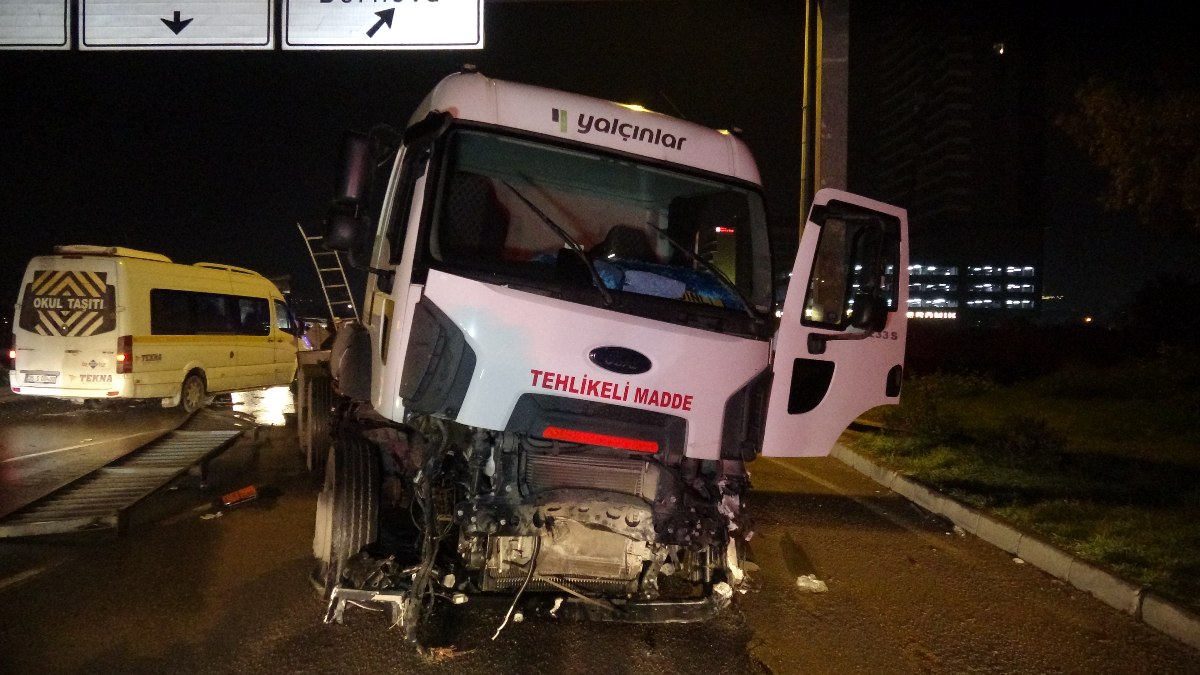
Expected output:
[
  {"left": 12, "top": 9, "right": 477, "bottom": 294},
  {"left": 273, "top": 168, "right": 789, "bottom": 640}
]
[{"left": 817, "top": 0, "right": 849, "bottom": 192}]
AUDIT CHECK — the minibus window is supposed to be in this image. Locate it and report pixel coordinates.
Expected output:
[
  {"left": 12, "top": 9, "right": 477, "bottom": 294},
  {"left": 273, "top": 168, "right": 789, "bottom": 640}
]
[
  {"left": 274, "top": 300, "right": 297, "bottom": 334},
  {"left": 151, "top": 289, "right": 270, "bottom": 336},
  {"left": 151, "top": 289, "right": 196, "bottom": 334},
  {"left": 237, "top": 298, "right": 271, "bottom": 336}
]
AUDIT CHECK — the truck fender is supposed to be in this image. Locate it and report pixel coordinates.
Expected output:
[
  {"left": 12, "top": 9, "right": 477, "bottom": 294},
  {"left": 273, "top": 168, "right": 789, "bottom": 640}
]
[{"left": 329, "top": 319, "right": 372, "bottom": 401}]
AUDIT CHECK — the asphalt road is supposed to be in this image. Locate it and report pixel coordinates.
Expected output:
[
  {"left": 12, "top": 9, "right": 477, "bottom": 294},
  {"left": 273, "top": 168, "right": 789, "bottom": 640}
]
[
  {"left": 0, "top": 404, "right": 1196, "bottom": 674},
  {"left": 0, "top": 396, "right": 187, "bottom": 518}
]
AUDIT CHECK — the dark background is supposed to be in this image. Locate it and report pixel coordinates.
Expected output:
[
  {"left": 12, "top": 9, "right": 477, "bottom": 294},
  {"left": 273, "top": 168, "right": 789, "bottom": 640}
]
[
  {"left": 0, "top": 1, "right": 806, "bottom": 318},
  {"left": 1, "top": 1, "right": 1195, "bottom": 328}
]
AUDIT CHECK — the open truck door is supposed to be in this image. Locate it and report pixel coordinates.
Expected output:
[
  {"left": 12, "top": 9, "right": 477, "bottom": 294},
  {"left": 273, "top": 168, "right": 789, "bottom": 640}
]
[{"left": 762, "top": 188, "right": 908, "bottom": 457}]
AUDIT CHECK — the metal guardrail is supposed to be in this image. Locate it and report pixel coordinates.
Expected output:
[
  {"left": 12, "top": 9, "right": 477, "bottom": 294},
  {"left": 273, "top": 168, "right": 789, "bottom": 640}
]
[{"left": 0, "top": 410, "right": 251, "bottom": 538}]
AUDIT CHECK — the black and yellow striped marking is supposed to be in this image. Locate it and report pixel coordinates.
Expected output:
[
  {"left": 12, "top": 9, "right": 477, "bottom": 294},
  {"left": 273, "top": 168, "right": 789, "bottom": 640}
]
[{"left": 21, "top": 270, "right": 116, "bottom": 337}]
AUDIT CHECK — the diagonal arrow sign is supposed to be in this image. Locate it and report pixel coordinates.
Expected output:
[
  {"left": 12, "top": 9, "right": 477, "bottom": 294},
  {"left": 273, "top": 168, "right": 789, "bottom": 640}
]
[
  {"left": 161, "top": 11, "right": 194, "bottom": 35},
  {"left": 365, "top": 9, "right": 395, "bottom": 38}
]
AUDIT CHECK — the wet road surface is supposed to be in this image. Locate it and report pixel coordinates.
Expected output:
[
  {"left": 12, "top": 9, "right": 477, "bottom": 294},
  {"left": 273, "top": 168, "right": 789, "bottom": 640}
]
[
  {"left": 0, "top": 395, "right": 1196, "bottom": 674},
  {"left": 0, "top": 397, "right": 187, "bottom": 518}
]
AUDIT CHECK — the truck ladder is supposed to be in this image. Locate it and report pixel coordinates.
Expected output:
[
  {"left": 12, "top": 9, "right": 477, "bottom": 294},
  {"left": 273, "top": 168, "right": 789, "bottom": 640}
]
[{"left": 297, "top": 222, "right": 359, "bottom": 323}]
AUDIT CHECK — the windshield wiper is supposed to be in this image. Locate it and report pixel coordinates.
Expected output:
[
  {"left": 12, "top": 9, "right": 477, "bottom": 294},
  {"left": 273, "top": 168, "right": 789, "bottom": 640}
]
[
  {"left": 498, "top": 179, "right": 614, "bottom": 307},
  {"left": 649, "top": 228, "right": 764, "bottom": 323}
]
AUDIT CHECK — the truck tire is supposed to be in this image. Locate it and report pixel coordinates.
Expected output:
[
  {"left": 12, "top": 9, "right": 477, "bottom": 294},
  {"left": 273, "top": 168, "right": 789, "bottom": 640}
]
[
  {"left": 179, "top": 374, "right": 207, "bottom": 414},
  {"left": 298, "top": 365, "right": 332, "bottom": 476},
  {"left": 306, "top": 374, "right": 332, "bottom": 476},
  {"left": 312, "top": 437, "right": 379, "bottom": 594}
]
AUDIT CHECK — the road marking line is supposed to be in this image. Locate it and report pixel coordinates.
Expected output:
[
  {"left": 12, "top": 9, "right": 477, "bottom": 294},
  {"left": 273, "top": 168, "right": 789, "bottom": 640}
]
[
  {"left": 0, "top": 561, "right": 63, "bottom": 592},
  {"left": 763, "top": 456, "right": 963, "bottom": 552},
  {"left": 1, "top": 430, "right": 163, "bottom": 463}
]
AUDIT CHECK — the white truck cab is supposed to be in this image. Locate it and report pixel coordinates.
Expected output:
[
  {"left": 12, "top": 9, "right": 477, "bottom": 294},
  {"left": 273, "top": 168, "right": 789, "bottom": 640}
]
[{"left": 300, "top": 69, "right": 907, "bottom": 641}]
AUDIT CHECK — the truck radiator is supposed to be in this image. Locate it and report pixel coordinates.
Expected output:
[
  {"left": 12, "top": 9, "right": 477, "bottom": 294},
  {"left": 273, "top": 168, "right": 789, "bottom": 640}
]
[{"left": 524, "top": 454, "right": 660, "bottom": 501}]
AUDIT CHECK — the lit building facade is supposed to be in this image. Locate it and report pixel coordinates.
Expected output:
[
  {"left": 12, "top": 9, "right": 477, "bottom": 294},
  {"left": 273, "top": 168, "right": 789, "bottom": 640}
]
[
  {"left": 848, "top": 3, "right": 1046, "bottom": 327},
  {"left": 907, "top": 261, "right": 1040, "bottom": 324}
]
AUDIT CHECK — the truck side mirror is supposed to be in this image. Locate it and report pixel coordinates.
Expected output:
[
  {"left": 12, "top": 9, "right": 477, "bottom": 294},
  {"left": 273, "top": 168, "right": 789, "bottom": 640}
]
[
  {"left": 847, "top": 221, "right": 891, "bottom": 332},
  {"left": 336, "top": 131, "right": 372, "bottom": 204},
  {"left": 324, "top": 132, "right": 374, "bottom": 252},
  {"left": 850, "top": 291, "right": 888, "bottom": 332},
  {"left": 324, "top": 211, "right": 368, "bottom": 252}
]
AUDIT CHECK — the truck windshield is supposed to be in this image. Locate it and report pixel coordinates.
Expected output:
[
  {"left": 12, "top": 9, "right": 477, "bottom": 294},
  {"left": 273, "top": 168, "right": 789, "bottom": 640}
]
[{"left": 428, "top": 129, "right": 773, "bottom": 321}]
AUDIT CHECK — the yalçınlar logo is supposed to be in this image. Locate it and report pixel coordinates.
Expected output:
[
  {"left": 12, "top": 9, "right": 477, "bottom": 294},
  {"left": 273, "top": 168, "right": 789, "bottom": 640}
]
[
  {"left": 552, "top": 108, "right": 688, "bottom": 150},
  {"left": 552, "top": 108, "right": 569, "bottom": 133}
]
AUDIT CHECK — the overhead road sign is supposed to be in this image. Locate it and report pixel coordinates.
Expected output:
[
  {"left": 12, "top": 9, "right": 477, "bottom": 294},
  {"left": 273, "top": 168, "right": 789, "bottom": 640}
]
[
  {"left": 283, "top": 0, "right": 482, "bottom": 50},
  {"left": 80, "top": 0, "right": 274, "bottom": 50},
  {"left": 0, "top": 1, "right": 69, "bottom": 50}
]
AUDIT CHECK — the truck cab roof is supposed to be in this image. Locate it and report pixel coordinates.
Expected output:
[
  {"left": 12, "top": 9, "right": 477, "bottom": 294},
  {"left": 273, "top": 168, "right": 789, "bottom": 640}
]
[{"left": 410, "top": 71, "right": 762, "bottom": 185}]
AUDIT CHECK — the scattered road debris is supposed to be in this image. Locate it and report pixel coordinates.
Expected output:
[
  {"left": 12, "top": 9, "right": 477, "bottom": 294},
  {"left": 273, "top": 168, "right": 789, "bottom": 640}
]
[
  {"left": 796, "top": 574, "right": 829, "bottom": 593},
  {"left": 222, "top": 485, "right": 258, "bottom": 508}
]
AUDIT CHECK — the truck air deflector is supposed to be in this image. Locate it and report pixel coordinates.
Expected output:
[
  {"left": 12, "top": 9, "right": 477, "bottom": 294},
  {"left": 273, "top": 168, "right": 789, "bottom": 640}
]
[
  {"left": 721, "top": 369, "right": 771, "bottom": 461},
  {"left": 399, "top": 298, "right": 476, "bottom": 418}
]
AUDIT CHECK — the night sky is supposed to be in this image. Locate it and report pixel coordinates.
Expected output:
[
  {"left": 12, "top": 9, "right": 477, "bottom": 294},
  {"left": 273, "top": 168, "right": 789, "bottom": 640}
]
[
  {"left": 0, "top": 1, "right": 806, "bottom": 319},
  {"left": 1023, "top": 3, "right": 1197, "bottom": 321},
  {"left": 0, "top": 1, "right": 1194, "bottom": 325}
]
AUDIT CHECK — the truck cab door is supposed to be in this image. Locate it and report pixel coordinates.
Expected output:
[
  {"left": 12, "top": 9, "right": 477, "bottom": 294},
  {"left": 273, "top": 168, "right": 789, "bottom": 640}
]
[{"left": 762, "top": 188, "right": 908, "bottom": 457}]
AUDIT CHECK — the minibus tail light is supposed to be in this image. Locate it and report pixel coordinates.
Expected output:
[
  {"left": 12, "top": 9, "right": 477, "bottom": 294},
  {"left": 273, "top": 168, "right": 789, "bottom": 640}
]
[{"left": 117, "top": 335, "right": 133, "bottom": 374}]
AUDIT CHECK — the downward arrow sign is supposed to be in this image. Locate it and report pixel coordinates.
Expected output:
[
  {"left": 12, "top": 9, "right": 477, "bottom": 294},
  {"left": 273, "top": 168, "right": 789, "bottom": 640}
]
[
  {"left": 366, "top": 9, "right": 395, "bottom": 38},
  {"left": 161, "top": 11, "right": 193, "bottom": 35}
]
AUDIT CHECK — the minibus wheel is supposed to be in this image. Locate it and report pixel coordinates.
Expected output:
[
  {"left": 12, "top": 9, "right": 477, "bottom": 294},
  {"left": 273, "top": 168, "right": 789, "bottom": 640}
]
[{"left": 180, "top": 374, "right": 207, "bottom": 413}]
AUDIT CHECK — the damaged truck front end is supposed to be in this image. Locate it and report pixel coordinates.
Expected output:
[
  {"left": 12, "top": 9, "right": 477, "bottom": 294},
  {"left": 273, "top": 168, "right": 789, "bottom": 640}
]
[
  {"left": 316, "top": 407, "right": 755, "bottom": 638},
  {"left": 299, "top": 70, "right": 908, "bottom": 647}
]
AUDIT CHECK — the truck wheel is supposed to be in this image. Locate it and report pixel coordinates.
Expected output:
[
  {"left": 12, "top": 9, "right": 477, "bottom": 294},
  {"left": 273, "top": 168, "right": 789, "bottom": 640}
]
[
  {"left": 297, "top": 371, "right": 312, "bottom": 462},
  {"left": 302, "top": 367, "right": 332, "bottom": 476},
  {"left": 179, "top": 374, "right": 207, "bottom": 414},
  {"left": 312, "top": 438, "right": 379, "bottom": 594}
]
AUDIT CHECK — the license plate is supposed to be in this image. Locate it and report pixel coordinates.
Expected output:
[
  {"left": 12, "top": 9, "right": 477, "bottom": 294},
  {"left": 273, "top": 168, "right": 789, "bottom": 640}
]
[{"left": 25, "top": 372, "right": 58, "bottom": 384}]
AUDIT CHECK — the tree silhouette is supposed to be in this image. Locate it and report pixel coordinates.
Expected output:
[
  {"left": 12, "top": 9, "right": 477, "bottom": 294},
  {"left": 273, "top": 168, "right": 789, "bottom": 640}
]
[{"left": 1056, "top": 52, "right": 1200, "bottom": 238}]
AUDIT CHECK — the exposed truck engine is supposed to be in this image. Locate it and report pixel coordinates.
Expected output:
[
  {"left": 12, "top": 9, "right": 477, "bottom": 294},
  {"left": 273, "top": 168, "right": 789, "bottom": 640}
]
[{"left": 294, "top": 68, "right": 909, "bottom": 645}]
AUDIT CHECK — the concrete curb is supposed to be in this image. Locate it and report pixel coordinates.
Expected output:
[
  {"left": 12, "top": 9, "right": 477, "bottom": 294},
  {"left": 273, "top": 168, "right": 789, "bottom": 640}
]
[{"left": 831, "top": 442, "right": 1200, "bottom": 652}]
